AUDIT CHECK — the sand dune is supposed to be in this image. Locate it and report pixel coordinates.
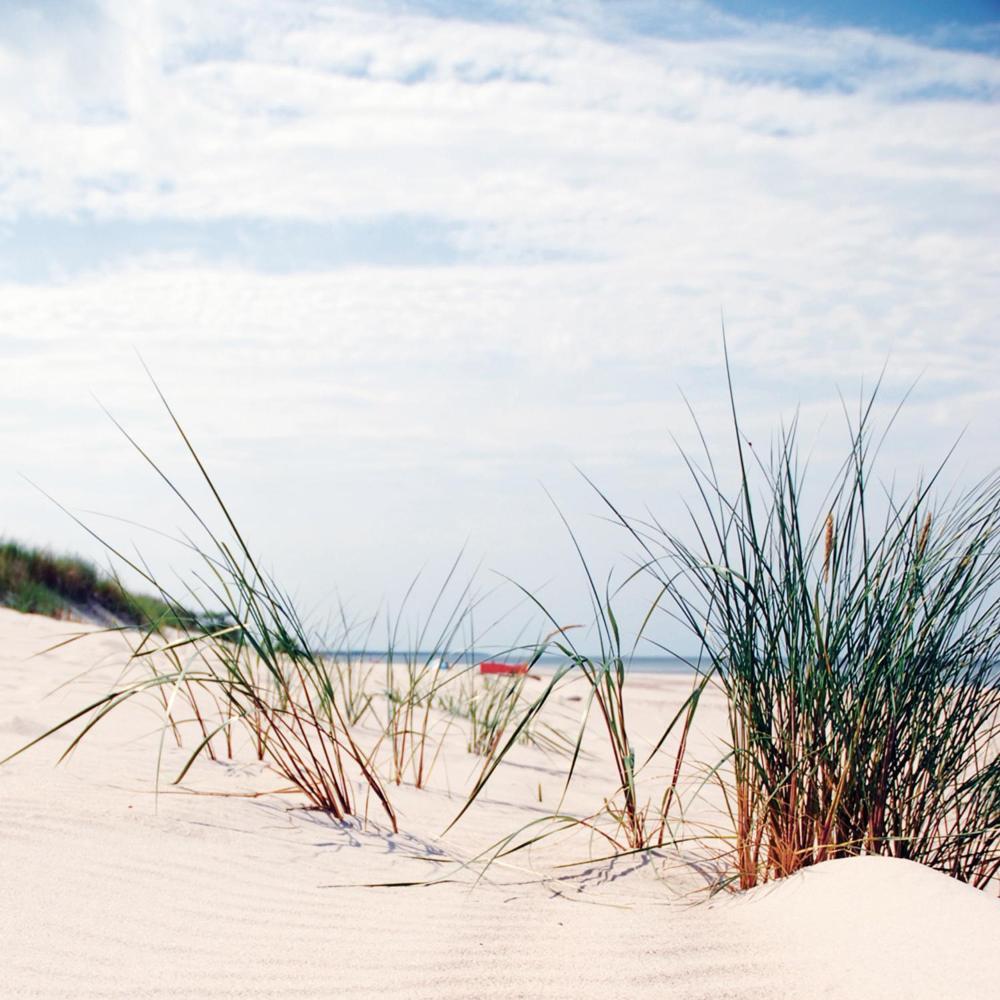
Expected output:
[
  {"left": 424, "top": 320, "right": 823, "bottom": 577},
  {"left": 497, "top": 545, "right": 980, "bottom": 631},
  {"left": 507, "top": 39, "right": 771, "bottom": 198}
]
[{"left": 1, "top": 607, "right": 997, "bottom": 999}]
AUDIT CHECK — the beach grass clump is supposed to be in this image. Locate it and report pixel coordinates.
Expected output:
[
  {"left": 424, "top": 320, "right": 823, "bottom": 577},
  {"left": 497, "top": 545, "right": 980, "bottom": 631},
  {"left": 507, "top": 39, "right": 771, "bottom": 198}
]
[
  {"left": 628, "top": 383, "right": 1000, "bottom": 890},
  {"left": 438, "top": 670, "right": 573, "bottom": 758},
  {"left": 530, "top": 635, "right": 705, "bottom": 853},
  {"left": 321, "top": 602, "right": 384, "bottom": 727},
  {"left": 3, "top": 382, "right": 397, "bottom": 831},
  {"left": 452, "top": 535, "right": 708, "bottom": 855},
  {"left": 330, "top": 647, "right": 378, "bottom": 728},
  {"left": 374, "top": 559, "right": 482, "bottom": 789}
]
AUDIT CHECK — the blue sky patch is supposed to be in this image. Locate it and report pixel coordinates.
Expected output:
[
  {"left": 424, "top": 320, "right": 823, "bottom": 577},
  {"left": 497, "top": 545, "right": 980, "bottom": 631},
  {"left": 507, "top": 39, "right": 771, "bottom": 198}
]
[{"left": 0, "top": 214, "right": 467, "bottom": 283}]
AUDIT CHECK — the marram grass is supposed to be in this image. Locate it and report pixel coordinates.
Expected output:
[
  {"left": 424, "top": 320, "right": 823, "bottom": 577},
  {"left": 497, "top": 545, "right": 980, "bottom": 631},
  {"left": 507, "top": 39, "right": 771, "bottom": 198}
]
[
  {"left": 3, "top": 374, "right": 397, "bottom": 831},
  {"left": 610, "top": 377, "right": 1000, "bottom": 891}
]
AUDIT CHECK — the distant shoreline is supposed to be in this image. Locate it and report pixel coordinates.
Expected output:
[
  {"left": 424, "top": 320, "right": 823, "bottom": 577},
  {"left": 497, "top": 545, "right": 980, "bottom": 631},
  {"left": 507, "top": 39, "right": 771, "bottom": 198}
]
[{"left": 321, "top": 651, "right": 706, "bottom": 675}]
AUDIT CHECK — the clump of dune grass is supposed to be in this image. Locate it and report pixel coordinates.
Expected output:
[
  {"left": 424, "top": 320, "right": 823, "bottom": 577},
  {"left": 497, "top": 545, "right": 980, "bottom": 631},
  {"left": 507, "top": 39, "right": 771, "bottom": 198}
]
[
  {"left": 375, "top": 557, "right": 481, "bottom": 789},
  {"left": 371, "top": 566, "right": 552, "bottom": 789},
  {"left": 322, "top": 602, "right": 383, "bottom": 727},
  {"left": 518, "top": 596, "right": 707, "bottom": 853},
  {"left": 618, "top": 370, "right": 1000, "bottom": 891},
  {"left": 444, "top": 674, "right": 519, "bottom": 756},
  {"left": 3, "top": 378, "right": 396, "bottom": 830},
  {"left": 450, "top": 518, "right": 709, "bottom": 856},
  {"left": 437, "top": 668, "right": 574, "bottom": 759}
]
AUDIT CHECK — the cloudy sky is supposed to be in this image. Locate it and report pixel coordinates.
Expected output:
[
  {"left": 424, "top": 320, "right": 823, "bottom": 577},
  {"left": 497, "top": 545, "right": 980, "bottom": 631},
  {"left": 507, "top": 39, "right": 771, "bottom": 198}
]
[{"left": 1, "top": 0, "right": 998, "bottom": 651}]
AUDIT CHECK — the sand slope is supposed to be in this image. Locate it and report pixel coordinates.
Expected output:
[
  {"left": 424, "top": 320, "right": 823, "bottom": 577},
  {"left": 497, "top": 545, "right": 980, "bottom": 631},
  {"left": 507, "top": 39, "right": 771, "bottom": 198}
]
[{"left": 1, "top": 608, "right": 997, "bottom": 999}]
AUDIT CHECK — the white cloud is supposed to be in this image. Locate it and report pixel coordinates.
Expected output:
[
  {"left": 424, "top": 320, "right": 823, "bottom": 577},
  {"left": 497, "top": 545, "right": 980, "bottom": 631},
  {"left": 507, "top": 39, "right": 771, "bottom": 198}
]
[{"left": 0, "top": 1, "right": 997, "bottom": 643}]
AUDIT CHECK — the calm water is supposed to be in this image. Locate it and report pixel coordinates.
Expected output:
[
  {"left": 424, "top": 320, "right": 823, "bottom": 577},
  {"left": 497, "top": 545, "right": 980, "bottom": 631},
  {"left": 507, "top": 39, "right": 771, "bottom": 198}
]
[
  {"left": 328, "top": 651, "right": 702, "bottom": 675},
  {"left": 327, "top": 652, "right": 1000, "bottom": 682}
]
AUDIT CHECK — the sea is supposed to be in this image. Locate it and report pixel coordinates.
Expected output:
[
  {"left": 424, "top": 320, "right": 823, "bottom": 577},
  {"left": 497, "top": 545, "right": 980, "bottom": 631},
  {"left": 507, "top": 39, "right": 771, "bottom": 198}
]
[{"left": 328, "top": 651, "right": 704, "bottom": 675}]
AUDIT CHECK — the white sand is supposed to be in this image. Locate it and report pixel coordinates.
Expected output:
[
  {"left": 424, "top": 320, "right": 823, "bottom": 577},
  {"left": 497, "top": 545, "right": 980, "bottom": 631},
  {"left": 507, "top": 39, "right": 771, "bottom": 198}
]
[{"left": 1, "top": 606, "right": 997, "bottom": 999}]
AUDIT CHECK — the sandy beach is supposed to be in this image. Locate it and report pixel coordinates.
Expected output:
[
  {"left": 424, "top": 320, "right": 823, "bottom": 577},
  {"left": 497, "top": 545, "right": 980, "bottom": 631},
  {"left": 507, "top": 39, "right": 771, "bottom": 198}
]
[{"left": 2, "top": 606, "right": 997, "bottom": 1000}]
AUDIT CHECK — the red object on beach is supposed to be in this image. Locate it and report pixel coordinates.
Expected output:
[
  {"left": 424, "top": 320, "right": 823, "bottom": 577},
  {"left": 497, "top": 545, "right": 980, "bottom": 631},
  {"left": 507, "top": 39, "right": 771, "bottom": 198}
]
[{"left": 479, "top": 660, "right": 530, "bottom": 676}]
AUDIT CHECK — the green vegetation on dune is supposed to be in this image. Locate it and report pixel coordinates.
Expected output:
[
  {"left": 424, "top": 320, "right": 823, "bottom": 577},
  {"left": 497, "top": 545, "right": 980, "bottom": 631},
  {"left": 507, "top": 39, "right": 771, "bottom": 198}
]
[
  {"left": 599, "top": 374, "right": 1000, "bottom": 891},
  {"left": 0, "top": 539, "right": 196, "bottom": 630}
]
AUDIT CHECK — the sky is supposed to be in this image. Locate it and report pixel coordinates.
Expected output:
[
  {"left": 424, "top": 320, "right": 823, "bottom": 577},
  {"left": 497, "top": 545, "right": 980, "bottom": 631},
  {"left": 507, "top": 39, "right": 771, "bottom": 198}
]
[{"left": 1, "top": 0, "right": 998, "bottom": 654}]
